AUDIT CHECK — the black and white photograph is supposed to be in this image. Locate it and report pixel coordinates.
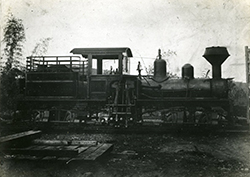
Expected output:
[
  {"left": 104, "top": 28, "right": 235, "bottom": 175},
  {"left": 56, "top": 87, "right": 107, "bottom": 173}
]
[{"left": 0, "top": 0, "right": 250, "bottom": 176}]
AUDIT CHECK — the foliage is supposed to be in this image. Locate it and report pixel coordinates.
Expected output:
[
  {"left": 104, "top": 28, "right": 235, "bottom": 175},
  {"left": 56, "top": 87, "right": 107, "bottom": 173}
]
[
  {"left": 145, "top": 65, "right": 154, "bottom": 75},
  {"left": 0, "top": 69, "right": 24, "bottom": 116},
  {"left": 31, "top": 37, "right": 52, "bottom": 56},
  {"left": 161, "top": 49, "right": 177, "bottom": 58},
  {"left": 2, "top": 14, "right": 25, "bottom": 71},
  {"left": 0, "top": 14, "right": 25, "bottom": 116},
  {"left": 228, "top": 81, "right": 248, "bottom": 117}
]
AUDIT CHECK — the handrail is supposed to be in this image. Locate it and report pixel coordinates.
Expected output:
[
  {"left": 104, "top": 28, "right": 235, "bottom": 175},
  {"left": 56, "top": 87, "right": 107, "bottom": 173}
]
[{"left": 26, "top": 55, "right": 88, "bottom": 74}]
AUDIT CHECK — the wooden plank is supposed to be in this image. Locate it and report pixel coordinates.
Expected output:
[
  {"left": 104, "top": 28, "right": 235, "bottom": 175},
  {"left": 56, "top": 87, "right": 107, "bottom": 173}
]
[
  {"left": 32, "top": 145, "right": 47, "bottom": 150},
  {"left": 33, "top": 139, "right": 68, "bottom": 146},
  {"left": 7, "top": 145, "right": 46, "bottom": 155},
  {"left": 8, "top": 145, "right": 79, "bottom": 157},
  {"left": 40, "top": 145, "right": 79, "bottom": 157},
  {"left": 71, "top": 143, "right": 113, "bottom": 161},
  {"left": 71, "top": 140, "right": 97, "bottom": 146},
  {"left": 64, "top": 146, "right": 91, "bottom": 163},
  {"left": 42, "top": 156, "right": 57, "bottom": 160},
  {"left": 57, "top": 157, "right": 71, "bottom": 161},
  {"left": 43, "top": 145, "right": 78, "bottom": 151},
  {"left": 20, "top": 145, "right": 38, "bottom": 150},
  {"left": 84, "top": 144, "right": 113, "bottom": 160},
  {"left": 77, "top": 146, "right": 89, "bottom": 153},
  {"left": 0, "top": 130, "right": 41, "bottom": 143},
  {"left": 71, "top": 144, "right": 103, "bottom": 161},
  {"left": 56, "top": 146, "right": 89, "bottom": 161},
  {"left": 15, "top": 155, "right": 43, "bottom": 160}
]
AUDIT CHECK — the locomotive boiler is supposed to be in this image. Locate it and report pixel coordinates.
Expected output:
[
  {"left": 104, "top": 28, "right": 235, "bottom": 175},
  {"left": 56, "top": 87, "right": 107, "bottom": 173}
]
[
  {"left": 139, "top": 47, "right": 230, "bottom": 99},
  {"left": 137, "top": 47, "right": 231, "bottom": 124}
]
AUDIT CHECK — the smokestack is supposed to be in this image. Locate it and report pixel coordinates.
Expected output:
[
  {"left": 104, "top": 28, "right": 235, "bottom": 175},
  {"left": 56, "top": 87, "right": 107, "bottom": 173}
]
[{"left": 203, "top": 46, "right": 230, "bottom": 79}]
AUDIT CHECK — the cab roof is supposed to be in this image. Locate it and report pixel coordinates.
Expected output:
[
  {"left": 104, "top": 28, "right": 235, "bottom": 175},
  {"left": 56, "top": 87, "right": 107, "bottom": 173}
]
[{"left": 70, "top": 47, "right": 133, "bottom": 59}]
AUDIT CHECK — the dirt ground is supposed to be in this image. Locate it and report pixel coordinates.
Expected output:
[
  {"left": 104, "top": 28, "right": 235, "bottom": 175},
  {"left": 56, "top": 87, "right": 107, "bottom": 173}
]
[{"left": 0, "top": 132, "right": 250, "bottom": 177}]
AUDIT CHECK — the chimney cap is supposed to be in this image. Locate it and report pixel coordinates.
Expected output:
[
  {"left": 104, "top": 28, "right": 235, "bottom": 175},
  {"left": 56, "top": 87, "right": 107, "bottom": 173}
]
[
  {"left": 203, "top": 46, "right": 230, "bottom": 65},
  {"left": 203, "top": 46, "right": 230, "bottom": 57}
]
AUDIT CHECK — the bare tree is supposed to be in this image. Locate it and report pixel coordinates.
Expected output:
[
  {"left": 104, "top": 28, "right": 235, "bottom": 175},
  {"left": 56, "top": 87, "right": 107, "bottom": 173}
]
[{"left": 31, "top": 37, "right": 52, "bottom": 56}]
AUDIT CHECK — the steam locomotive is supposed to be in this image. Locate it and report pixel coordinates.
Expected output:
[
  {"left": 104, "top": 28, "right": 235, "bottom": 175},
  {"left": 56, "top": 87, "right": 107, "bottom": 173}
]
[{"left": 18, "top": 46, "right": 233, "bottom": 126}]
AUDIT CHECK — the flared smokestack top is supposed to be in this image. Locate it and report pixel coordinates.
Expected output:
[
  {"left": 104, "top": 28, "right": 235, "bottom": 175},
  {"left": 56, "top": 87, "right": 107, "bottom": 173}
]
[{"left": 203, "top": 46, "right": 230, "bottom": 79}]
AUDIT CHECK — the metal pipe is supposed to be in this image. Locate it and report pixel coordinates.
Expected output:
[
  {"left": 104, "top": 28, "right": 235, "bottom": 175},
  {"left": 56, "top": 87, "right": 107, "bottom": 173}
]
[{"left": 212, "top": 65, "right": 221, "bottom": 79}]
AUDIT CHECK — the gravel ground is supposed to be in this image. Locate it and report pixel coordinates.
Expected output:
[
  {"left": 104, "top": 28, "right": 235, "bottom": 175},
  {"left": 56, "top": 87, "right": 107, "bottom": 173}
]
[{"left": 0, "top": 132, "right": 250, "bottom": 177}]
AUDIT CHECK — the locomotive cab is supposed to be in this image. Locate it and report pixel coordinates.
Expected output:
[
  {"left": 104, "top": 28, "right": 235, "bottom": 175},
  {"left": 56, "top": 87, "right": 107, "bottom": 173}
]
[
  {"left": 71, "top": 48, "right": 138, "bottom": 126},
  {"left": 70, "top": 47, "right": 134, "bottom": 99}
]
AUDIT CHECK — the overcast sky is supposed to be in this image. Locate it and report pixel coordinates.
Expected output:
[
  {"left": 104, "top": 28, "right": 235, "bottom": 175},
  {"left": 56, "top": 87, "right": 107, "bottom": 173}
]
[{"left": 1, "top": 0, "right": 250, "bottom": 81}]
